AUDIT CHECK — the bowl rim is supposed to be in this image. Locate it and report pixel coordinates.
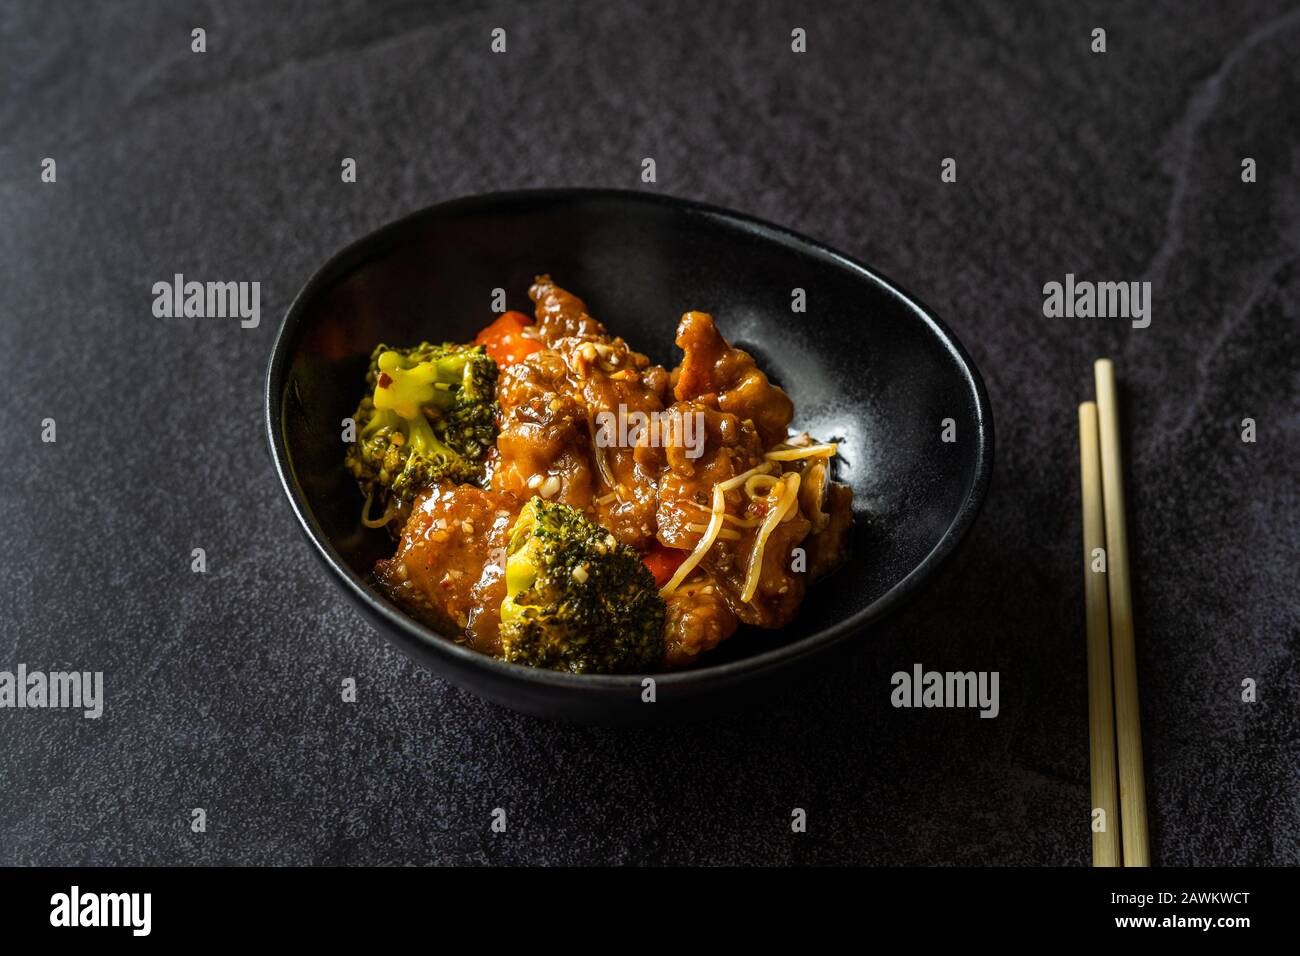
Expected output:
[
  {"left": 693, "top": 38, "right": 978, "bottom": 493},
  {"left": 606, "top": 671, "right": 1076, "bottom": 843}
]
[{"left": 265, "top": 187, "right": 995, "bottom": 692}]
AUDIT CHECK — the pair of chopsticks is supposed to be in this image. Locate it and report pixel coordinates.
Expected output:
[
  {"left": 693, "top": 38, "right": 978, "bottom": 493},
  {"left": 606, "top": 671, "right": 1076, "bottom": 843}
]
[{"left": 1079, "top": 359, "right": 1149, "bottom": 868}]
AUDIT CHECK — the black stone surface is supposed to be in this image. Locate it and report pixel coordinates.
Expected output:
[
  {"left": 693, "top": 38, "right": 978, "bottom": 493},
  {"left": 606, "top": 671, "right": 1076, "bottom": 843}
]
[{"left": 1, "top": 1, "right": 1296, "bottom": 865}]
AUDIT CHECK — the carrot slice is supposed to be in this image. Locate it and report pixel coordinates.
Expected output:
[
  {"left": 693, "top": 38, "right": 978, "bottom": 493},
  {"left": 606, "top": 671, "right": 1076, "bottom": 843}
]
[
  {"left": 643, "top": 544, "right": 688, "bottom": 588},
  {"left": 477, "top": 311, "right": 531, "bottom": 341},
  {"left": 476, "top": 311, "right": 543, "bottom": 366}
]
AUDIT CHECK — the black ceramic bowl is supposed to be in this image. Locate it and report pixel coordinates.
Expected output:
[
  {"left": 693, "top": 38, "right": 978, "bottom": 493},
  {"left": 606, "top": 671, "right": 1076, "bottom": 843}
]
[{"left": 266, "top": 189, "right": 993, "bottom": 724}]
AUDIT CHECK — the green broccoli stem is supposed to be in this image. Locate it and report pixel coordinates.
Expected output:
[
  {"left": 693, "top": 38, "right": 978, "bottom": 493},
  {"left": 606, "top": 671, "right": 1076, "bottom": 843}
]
[{"left": 404, "top": 410, "right": 460, "bottom": 465}]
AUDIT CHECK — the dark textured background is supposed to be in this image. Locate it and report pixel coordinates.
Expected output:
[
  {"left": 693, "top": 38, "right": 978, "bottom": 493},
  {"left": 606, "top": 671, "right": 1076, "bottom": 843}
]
[{"left": 2, "top": 1, "right": 1297, "bottom": 866}]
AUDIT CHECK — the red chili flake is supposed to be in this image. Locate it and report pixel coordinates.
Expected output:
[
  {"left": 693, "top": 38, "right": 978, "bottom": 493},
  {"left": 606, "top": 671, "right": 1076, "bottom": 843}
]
[{"left": 377, "top": 372, "right": 393, "bottom": 388}]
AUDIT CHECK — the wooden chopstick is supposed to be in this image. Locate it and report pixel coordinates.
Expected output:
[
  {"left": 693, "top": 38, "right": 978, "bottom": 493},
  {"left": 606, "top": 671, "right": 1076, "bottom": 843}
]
[
  {"left": 1093, "top": 359, "right": 1150, "bottom": 866},
  {"left": 1079, "top": 401, "right": 1121, "bottom": 867}
]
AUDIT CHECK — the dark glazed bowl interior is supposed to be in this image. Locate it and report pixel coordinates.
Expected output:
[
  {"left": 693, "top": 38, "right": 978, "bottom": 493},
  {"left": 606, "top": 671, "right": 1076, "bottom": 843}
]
[{"left": 266, "top": 189, "right": 993, "bottom": 724}]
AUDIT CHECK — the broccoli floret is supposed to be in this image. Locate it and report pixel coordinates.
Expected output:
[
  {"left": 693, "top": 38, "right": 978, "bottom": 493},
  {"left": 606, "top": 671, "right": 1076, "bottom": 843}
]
[
  {"left": 499, "top": 499, "right": 665, "bottom": 674},
  {"left": 345, "top": 341, "right": 499, "bottom": 503}
]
